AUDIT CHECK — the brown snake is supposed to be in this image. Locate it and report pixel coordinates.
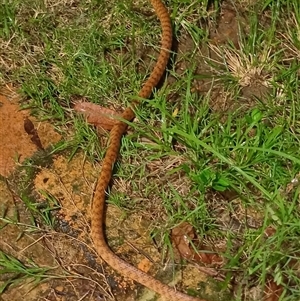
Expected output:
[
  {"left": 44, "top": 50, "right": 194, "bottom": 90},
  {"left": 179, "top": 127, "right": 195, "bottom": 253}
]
[{"left": 91, "top": 1, "right": 206, "bottom": 300}]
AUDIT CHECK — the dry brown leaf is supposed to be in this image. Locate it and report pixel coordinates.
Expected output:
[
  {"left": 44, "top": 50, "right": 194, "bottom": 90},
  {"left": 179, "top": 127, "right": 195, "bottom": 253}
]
[
  {"left": 264, "top": 226, "right": 276, "bottom": 237},
  {"left": 24, "top": 117, "right": 45, "bottom": 150},
  {"left": 74, "top": 101, "right": 120, "bottom": 130},
  {"left": 172, "top": 222, "right": 196, "bottom": 260},
  {"left": 24, "top": 117, "right": 35, "bottom": 135},
  {"left": 264, "top": 279, "right": 283, "bottom": 301},
  {"left": 171, "top": 222, "right": 223, "bottom": 266}
]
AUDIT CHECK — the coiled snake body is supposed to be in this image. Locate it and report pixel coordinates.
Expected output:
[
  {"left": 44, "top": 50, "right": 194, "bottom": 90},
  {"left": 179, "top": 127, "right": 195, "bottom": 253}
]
[{"left": 91, "top": 1, "right": 205, "bottom": 300}]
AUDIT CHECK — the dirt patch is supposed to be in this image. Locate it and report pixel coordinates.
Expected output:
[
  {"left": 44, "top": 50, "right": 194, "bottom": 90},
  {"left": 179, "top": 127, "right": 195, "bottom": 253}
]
[
  {"left": 34, "top": 153, "right": 97, "bottom": 236},
  {"left": 0, "top": 173, "right": 114, "bottom": 301},
  {"left": 33, "top": 152, "right": 210, "bottom": 301},
  {"left": 0, "top": 85, "right": 61, "bottom": 177}
]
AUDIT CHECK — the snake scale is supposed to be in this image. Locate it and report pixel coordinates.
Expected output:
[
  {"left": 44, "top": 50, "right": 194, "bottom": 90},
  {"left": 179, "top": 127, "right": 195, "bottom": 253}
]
[{"left": 91, "top": 1, "right": 206, "bottom": 300}]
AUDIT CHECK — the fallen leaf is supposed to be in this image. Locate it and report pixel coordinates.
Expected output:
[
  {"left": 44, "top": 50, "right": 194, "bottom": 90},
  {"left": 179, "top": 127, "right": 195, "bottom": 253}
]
[
  {"left": 74, "top": 101, "right": 120, "bottom": 130},
  {"left": 24, "top": 117, "right": 35, "bottom": 135},
  {"left": 264, "top": 279, "right": 283, "bottom": 301},
  {"left": 171, "top": 222, "right": 223, "bottom": 266},
  {"left": 24, "top": 117, "right": 44, "bottom": 150},
  {"left": 172, "top": 222, "right": 196, "bottom": 260},
  {"left": 264, "top": 226, "right": 276, "bottom": 237}
]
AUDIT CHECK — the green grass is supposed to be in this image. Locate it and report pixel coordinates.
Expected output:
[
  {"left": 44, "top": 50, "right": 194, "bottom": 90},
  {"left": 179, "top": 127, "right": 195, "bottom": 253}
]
[
  {"left": 1, "top": 0, "right": 300, "bottom": 300},
  {"left": 0, "top": 250, "right": 53, "bottom": 293}
]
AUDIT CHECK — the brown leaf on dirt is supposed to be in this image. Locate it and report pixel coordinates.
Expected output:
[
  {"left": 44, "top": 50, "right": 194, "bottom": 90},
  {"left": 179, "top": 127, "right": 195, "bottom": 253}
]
[
  {"left": 264, "top": 279, "right": 283, "bottom": 301},
  {"left": 30, "top": 134, "right": 44, "bottom": 151},
  {"left": 24, "top": 117, "right": 44, "bottom": 150},
  {"left": 73, "top": 101, "right": 120, "bottom": 130},
  {"left": 171, "top": 222, "right": 223, "bottom": 266},
  {"left": 24, "top": 116, "right": 35, "bottom": 135}
]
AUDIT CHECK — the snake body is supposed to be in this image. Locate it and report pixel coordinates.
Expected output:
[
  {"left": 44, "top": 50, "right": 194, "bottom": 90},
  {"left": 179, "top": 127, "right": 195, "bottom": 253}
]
[{"left": 91, "top": 1, "right": 205, "bottom": 300}]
